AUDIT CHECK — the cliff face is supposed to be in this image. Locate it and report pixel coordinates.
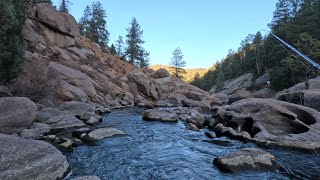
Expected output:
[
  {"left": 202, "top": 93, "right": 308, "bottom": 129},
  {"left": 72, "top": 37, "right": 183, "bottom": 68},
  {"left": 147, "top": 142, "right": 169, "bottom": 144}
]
[{"left": 20, "top": 3, "right": 212, "bottom": 109}]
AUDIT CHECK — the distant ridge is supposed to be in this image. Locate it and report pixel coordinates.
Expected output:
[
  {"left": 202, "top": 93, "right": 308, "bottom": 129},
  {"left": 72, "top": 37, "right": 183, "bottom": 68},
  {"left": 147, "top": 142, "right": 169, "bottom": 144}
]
[{"left": 149, "top": 64, "right": 208, "bottom": 82}]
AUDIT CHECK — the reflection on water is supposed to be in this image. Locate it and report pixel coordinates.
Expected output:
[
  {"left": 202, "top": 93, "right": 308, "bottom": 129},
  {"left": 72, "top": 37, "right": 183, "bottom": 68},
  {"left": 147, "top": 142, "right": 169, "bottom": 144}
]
[{"left": 66, "top": 108, "right": 320, "bottom": 180}]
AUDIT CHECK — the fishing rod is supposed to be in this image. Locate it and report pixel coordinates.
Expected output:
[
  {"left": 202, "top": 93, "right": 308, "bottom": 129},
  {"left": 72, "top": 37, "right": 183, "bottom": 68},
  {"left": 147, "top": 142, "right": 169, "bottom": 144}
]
[{"left": 270, "top": 32, "right": 320, "bottom": 70}]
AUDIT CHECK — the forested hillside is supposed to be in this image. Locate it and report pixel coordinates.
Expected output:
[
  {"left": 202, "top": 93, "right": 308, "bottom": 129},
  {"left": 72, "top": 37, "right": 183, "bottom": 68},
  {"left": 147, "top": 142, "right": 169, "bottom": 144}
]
[
  {"left": 192, "top": 0, "right": 320, "bottom": 91},
  {"left": 150, "top": 64, "right": 208, "bottom": 82}
]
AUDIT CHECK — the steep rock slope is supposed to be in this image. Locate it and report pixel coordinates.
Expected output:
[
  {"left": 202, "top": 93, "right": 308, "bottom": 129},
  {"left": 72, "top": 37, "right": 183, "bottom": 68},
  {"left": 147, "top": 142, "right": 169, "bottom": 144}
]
[{"left": 20, "top": 3, "right": 212, "bottom": 110}]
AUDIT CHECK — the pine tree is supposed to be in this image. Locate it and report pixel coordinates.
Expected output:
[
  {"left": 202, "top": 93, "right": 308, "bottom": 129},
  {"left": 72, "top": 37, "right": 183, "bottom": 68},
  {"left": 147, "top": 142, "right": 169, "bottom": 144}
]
[
  {"left": 115, "top": 36, "right": 124, "bottom": 56},
  {"left": 78, "top": 6, "right": 91, "bottom": 36},
  {"left": 169, "top": 47, "right": 186, "bottom": 79},
  {"left": 139, "top": 50, "right": 150, "bottom": 68},
  {"left": 0, "top": 0, "right": 27, "bottom": 83},
  {"left": 110, "top": 44, "right": 116, "bottom": 55},
  {"left": 253, "top": 31, "right": 264, "bottom": 75},
  {"left": 78, "top": 1, "right": 109, "bottom": 46},
  {"left": 125, "top": 17, "right": 145, "bottom": 65},
  {"left": 59, "top": 0, "right": 71, "bottom": 13}
]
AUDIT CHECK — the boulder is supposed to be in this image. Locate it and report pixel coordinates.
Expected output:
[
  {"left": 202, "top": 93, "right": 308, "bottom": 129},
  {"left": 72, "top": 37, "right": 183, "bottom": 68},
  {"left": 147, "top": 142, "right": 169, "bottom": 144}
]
[
  {"left": 0, "top": 134, "right": 69, "bottom": 180},
  {"left": 187, "top": 123, "right": 200, "bottom": 131},
  {"left": 218, "top": 98, "right": 320, "bottom": 151},
  {"left": 79, "top": 112, "right": 96, "bottom": 122},
  {"left": 253, "top": 88, "right": 276, "bottom": 98},
  {"left": 286, "top": 77, "right": 320, "bottom": 92},
  {"left": 210, "top": 96, "right": 223, "bottom": 107},
  {"left": 72, "top": 127, "right": 91, "bottom": 138},
  {"left": 228, "top": 89, "right": 253, "bottom": 104},
  {"left": 86, "top": 116, "right": 100, "bottom": 126},
  {"left": 47, "top": 115, "right": 85, "bottom": 131},
  {"left": 186, "top": 91, "right": 205, "bottom": 101},
  {"left": 0, "top": 97, "right": 37, "bottom": 134},
  {"left": 253, "top": 73, "right": 270, "bottom": 87},
  {"left": 143, "top": 109, "right": 179, "bottom": 123},
  {"left": 136, "top": 101, "right": 155, "bottom": 109},
  {"left": 186, "top": 109, "right": 205, "bottom": 128},
  {"left": 154, "top": 77, "right": 181, "bottom": 100},
  {"left": 212, "top": 93, "right": 229, "bottom": 105},
  {"left": 49, "top": 62, "right": 97, "bottom": 98},
  {"left": 276, "top": 89, "right": 320, "bottom": 112},
  {"left": 154, "top": 100, "right": 174, "bottom": 108},
  {"left": 204, "top": 131, "right": 216, "bottom": 139},
  {"left": 154, "top": 76, "right": 209, "bottom": 101},
  {"left": 20, "top": 123, "right": 50, "bottom": 139},
  {"left": 36, "top": 107, "right": 64, "bottom": 123},
  {"left": 95, "top": 107, "right": 111, "bottom": 115},
  {"left": 154, "top": 68, "right": 170, "bottom": 78},
  {"left": 60, "top": 101, "right": 95, "bottom": 116},
  {"left": 218, "top": 73, "right": 253, "bottom": 95},
  {"left": 73, "top": 176, "right": 101, "bottom": 180},
  {"left": 128, "top": 70, "right": 159, "bottom": 100},
  {"left": 59, "top": 80, "right": 89, "bottom": 102},
  {"left": 58, "top": 139, "right": 73, "bottom": 152},
  {"left": 35, "top": 3, "right": 80, "bottom": 37},
  {"left": 82, "top": 128, "right": 126, "bottom": 142},
  {"left": 181, "top": 99, "right": 211, "bottom": 113},
  {"left": 214, "top": 148, "right": 276, "bottom": 172}
]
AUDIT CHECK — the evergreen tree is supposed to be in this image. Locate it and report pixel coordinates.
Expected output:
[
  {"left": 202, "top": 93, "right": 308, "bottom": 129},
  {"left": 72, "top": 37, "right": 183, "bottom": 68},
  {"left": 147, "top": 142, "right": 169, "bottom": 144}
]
[
  {"left": 78, "top": 6, "right": 91, "bottom": 36},
  {"left": 253, "top": 31, "right": 264, "bottom": 75},
  {"left": 115, "top": 36, "right": 124, "bottom": 56},
  {"left": 0, "top": 0, "right": 27, "bottom": 83},
  {"left": 59, "top": 0, "right": 71, "bottom": 13},
  {"left": 29, "top": 0, "right": 52, "bottom": 6},
  {"left": 110, "top": 44, "right": 116, "bottom": 55},
  {"left": 169, "top": 47, "right": 186, "bottom": 79},
  {"left": 191, "top": 0, "right": 320, "bottom": 91},
  {"left": 125, "top": 17, "right": 145, "bottom": 65},
  {"left": 78, "top": 1, "right": 109, "bottom": 46},
  {"left": 139, "top": 50, "right": 150, "bottom": 68}
]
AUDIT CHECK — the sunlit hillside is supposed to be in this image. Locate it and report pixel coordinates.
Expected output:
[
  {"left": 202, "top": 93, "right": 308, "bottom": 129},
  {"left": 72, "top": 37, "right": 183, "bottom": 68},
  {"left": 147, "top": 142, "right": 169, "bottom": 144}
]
[{"left": 149, "top": 64, "right": 208, "bottom": 83}]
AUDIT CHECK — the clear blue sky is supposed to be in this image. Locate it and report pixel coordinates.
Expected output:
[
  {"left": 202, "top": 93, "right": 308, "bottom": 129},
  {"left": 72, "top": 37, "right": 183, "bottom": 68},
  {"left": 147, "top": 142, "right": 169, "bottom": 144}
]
[{"left": 52, "top": 0, "right": 277, "bottom": 68}]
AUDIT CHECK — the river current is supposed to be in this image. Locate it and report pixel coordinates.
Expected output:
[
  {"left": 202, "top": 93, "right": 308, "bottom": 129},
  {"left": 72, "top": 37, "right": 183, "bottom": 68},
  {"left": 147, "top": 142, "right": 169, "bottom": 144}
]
[{"left": 66, "top": 108, "right": 320, "bottom": 180}]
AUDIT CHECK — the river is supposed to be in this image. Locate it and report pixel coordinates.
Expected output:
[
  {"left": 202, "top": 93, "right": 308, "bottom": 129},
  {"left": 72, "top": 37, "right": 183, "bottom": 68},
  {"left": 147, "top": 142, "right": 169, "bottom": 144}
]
[{"left": 66, "top": 108, "right": 320, "bottom": 180}]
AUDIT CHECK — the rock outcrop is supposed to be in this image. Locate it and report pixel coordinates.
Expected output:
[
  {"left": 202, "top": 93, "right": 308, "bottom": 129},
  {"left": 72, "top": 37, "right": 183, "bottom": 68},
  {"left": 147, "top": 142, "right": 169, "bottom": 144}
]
[
  {"left": 212, "top": 73, "right": 253, "bottom": 95},
  {"left": 0, "top": 134, "right": 69, "bottom": 180},
  {"left": 0, "top": 97, "right": 37, "bottom": 134},
  {"left": 276, "top": 89, "right": 320, "bottom": 111},
  {"left": 213, "top": 98, "right": 320, "bottom": 151},
  {"left": 19, "top": 3, "right": 216, "bottom": 112}
]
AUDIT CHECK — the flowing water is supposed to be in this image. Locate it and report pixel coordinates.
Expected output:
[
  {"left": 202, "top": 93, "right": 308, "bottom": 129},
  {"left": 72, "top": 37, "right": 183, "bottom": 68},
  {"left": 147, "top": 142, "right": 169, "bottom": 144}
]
[{"left": 66, "top": 108, "right": 320, "bottom": 180}]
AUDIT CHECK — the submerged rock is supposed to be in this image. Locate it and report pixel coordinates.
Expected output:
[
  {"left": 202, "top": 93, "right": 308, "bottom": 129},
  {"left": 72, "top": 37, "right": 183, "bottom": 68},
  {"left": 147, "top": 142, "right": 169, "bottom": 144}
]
[
  {"left": 214, "top": 148, "right": 276, "bottom": 173},
  {"left": 0, "top": 134, "right": 69, "bottom": 180},
  {"left": 143, "top": 109, "right": 179, "bottom": 123}
]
